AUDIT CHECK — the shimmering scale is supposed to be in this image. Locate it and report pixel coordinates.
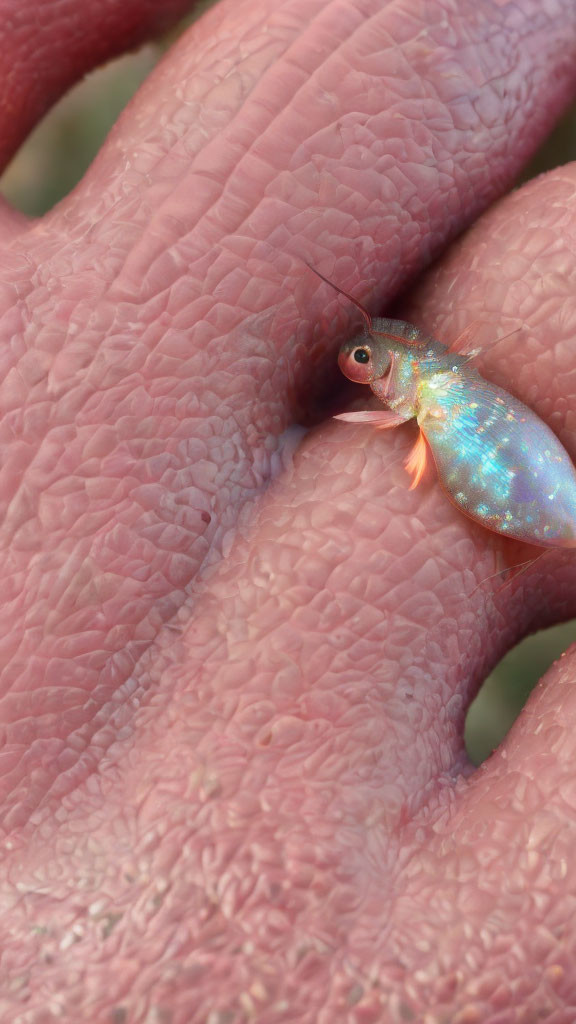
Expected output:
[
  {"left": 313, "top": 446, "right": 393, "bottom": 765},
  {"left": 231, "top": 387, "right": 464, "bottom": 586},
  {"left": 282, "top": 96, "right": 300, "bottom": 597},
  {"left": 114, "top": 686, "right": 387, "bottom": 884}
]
[
  {"left": 420, "top": 372, "right": 576, "bottom": 547},
  {"left": 336, "top": 314, "right": 576, "bottom": 550}
]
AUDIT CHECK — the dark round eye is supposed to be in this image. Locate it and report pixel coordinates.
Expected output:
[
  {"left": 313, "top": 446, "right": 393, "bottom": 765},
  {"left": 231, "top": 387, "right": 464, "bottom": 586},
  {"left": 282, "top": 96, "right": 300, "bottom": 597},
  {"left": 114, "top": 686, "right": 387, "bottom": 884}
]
[{"left": 353, "top": 348, "right": 370, "bottom": 364}]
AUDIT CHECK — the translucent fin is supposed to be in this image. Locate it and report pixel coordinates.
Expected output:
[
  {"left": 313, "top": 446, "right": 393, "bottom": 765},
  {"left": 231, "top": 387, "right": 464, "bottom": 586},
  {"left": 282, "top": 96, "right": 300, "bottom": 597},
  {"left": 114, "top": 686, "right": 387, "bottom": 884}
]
[
  {"left": 469, "top": 541, "right": 547, "bottom": 597},
  {"left": 497, "top": 549, "right": 548, "bottom": 591},
  {"left": 450, "top": 320, "right": 522, "bottom": 360},
  {"left": 450, "top": 319, "right": 487, "bottom": 355},
  {"left": 405, "top": 431, "right": 428, "bottom": 489},
  {"left": 334, "top": 410, "right": 407, "bottom": 429}
]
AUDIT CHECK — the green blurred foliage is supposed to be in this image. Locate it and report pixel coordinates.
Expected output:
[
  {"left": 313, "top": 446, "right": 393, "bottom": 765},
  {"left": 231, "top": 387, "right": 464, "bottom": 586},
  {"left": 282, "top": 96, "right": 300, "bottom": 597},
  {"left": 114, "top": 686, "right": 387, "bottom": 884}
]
[
  {"left": 0, "top": 12, "right": 575, "bottom": 766},
  {"left": 519, "top": 101, "right": 576, "bottom": 183},
  {"left": 465, "top": 620, "right": 576, "bottom": 765},
  {"left": 1, "top": 50, "right": 159, "bottom": 216}
]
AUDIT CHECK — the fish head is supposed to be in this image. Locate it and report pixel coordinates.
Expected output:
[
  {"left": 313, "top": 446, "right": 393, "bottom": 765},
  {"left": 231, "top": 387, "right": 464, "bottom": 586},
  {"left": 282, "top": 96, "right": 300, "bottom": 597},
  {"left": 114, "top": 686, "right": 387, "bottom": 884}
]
[{"left": 338, "top": 330, "right": 393, "bottom": 384}]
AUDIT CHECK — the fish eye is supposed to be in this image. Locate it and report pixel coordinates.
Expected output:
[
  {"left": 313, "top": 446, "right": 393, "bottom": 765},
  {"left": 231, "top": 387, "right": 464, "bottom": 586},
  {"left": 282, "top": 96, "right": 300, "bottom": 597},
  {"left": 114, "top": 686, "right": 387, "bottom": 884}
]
[{"left": 353, "top": 348, "right": 370, "bottom": 364}]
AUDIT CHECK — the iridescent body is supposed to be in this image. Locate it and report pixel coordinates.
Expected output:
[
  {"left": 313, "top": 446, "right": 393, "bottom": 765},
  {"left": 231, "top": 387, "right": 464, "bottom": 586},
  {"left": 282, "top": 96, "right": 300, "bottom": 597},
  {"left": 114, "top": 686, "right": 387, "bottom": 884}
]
[{"left": 337, "top": 316, "right": 576, "bottom": 548}]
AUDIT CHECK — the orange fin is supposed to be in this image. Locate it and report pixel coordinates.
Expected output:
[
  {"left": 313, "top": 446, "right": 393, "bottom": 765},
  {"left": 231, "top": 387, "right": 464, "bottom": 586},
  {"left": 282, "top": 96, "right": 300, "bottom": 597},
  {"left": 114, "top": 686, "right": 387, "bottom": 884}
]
[
  {"left": 335, "top": 410, "right": 407, "bottom": 430},
  {"left": 405, "top": 431, "right": 428, "bottom": 489}
]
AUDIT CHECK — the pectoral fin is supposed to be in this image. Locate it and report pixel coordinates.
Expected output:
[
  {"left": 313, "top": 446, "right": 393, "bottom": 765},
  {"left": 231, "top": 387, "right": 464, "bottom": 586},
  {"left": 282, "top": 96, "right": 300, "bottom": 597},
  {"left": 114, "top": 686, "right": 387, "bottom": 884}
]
[
  {"left": 451, "top": 320, "right": 522, "bottom": 361},
  {"left": 334, "top": 410, "right": 407, "bottom": 430}
]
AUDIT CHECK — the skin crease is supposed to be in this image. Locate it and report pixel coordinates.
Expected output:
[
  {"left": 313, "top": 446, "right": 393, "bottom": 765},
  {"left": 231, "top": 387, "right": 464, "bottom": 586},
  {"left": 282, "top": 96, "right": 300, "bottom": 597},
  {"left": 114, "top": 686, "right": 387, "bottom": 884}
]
[{"left": 2, "top": 0, "right": 576, "bottom": 1020}]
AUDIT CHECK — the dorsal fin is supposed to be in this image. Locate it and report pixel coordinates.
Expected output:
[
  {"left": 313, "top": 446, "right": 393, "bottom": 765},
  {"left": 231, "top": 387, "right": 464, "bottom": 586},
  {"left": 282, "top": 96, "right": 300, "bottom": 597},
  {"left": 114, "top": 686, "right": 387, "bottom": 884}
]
[{"left": 449, "top": 319, "right": 522, "bottom": 360}]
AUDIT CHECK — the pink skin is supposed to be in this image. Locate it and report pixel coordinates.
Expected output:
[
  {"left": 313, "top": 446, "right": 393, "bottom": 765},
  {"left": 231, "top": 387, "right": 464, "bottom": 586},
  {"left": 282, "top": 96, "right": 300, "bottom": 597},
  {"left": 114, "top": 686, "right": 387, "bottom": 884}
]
[
  {"left": 3, "top": 0, "right": 576, "bottom": 1019},
  {"left": 0, "top": 0, "right": 200, "bottom": 172}
]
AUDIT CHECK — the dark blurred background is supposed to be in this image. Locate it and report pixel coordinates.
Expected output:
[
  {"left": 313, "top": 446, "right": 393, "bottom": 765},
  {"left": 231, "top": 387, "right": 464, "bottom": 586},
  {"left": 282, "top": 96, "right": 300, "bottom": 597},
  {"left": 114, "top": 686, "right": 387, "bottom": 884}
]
[{"left": 1, "top": 10, "right": 575, "bottom": 766}]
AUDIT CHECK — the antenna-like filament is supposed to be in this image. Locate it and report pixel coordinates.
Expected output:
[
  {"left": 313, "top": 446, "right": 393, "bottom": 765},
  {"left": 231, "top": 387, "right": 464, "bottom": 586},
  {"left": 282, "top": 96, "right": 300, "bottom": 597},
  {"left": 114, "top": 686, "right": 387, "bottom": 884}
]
[
  {"left": 304, "top": 261, "right": 373, "bottom": 332},
  {"left": 305, "top": 262, "right": 415, "bottom": 346}
]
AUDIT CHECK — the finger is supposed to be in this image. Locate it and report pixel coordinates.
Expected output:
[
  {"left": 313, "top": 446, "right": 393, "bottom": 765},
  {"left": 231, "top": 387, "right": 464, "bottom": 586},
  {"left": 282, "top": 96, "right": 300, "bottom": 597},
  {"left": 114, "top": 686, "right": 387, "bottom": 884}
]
[
  {"left": 0, "top": 198, "right": 28, "bottom": 238},
  {"left": 58, "top": 0, "right": 576, "bottom": 340},
  {"left": 384, "top": 643, "right": 576, "bottom": 1018},
  {"left": 0, "top": 0, "right": 201, "bottom": 173},
  {"left": 0, "top": 1, "right": 575, "bottom": 832}
]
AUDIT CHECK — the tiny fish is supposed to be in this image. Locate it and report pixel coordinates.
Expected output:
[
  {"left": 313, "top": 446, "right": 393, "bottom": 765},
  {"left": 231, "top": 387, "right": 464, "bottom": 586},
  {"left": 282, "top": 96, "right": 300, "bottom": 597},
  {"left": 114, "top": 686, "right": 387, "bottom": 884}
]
[{"left": 316, "top": 270, "right": 576, "bottom": 549}]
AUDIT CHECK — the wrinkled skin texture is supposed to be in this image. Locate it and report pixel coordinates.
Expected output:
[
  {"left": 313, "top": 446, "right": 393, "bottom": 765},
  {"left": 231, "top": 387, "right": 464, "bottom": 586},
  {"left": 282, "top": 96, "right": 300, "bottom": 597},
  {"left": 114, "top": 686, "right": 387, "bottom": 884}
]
[{"left": 2, "top": 0, "right": 576, "bottom": 1020}]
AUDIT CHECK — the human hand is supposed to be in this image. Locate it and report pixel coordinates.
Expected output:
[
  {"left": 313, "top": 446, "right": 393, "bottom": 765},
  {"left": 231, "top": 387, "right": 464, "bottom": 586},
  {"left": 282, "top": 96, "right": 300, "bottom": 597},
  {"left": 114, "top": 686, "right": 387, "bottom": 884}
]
[{"left": 2, "top": 1, "right": 576, "bottom": 1020}]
